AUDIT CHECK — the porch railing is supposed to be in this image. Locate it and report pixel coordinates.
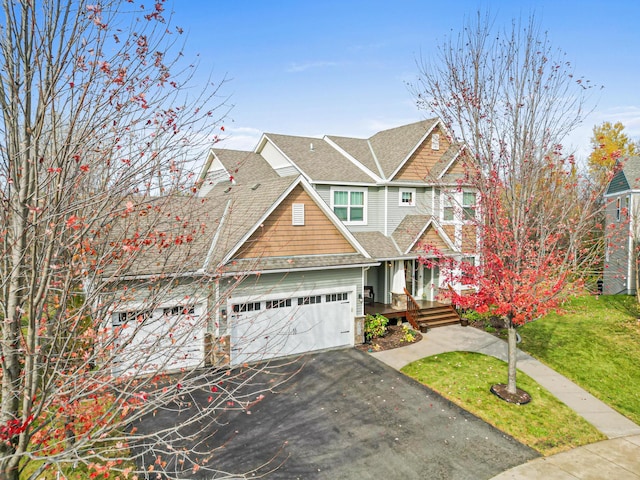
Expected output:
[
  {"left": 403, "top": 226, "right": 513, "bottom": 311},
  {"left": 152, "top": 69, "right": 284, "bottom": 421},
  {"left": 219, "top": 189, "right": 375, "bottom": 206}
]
[{"left": 403, "top": 287, "right": 420, "bottom": 331}]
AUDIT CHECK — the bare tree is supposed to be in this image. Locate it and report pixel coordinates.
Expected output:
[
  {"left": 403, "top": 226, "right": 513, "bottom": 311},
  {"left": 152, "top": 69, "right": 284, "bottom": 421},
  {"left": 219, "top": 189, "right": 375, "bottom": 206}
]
[
  {"left": 411, "top": 13, "right": 603, "bottom": 399},
  {"left": 0, "top": 1, "right": 294, "bottom": 479}
]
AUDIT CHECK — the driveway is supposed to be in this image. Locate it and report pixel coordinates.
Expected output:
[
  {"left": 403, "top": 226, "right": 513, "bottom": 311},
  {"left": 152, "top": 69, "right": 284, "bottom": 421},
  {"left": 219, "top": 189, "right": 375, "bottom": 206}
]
[{"left": 134, "top": 348, "right": 538, "bottom": 479}]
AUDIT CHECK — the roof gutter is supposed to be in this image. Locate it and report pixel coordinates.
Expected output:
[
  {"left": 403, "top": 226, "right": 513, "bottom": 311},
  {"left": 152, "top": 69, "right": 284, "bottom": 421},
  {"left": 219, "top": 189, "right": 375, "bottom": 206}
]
[{"left": 219, "top": 261, "right": 381, "bottom": 278}]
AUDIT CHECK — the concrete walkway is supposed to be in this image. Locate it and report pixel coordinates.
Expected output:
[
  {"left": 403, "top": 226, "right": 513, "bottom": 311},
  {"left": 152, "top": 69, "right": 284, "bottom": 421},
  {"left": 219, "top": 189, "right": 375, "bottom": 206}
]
[{"left": 371, "top": 324, "right": 640, "bottom": 479}]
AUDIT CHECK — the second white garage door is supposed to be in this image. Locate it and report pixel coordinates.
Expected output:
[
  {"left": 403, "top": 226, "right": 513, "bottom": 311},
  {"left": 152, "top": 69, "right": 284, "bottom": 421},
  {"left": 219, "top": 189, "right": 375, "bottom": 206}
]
[{"left": 229, "top": 290, "right": 353, "bottom": 366}]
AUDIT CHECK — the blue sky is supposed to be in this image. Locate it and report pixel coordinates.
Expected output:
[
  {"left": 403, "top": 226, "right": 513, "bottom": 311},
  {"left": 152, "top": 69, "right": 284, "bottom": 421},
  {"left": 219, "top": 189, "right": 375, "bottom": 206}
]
[{"left": 173, "top": 0, "right": 640, "bottom": 160}]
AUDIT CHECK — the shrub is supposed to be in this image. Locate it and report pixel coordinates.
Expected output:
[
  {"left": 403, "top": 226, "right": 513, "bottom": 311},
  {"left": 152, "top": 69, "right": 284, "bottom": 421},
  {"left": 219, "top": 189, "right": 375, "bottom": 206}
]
[
  {"left": 401, "top": 324, "right": 416, "bottom": 343},
  {"left": 364, "top": 314, "right": 389, "bottom": 341}
]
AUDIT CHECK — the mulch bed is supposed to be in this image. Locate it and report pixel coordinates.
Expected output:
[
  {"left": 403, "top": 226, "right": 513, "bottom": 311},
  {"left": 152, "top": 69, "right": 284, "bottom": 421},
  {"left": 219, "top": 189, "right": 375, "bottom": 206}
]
[
  {"left": 355, "top": 324, "right": 422, "bottom": 352},
  {"left": 490, "top": 383, "right": 532, "bottom": 404}
]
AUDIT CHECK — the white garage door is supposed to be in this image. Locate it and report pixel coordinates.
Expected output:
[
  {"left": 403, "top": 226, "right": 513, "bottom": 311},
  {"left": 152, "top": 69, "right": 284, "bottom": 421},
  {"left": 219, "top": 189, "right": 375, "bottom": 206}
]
[
  {"left": 229, "top": 291, "right": 352, "bottom": 366},
  {"left": 111, "top": 304, "right": 204, "bottom": 377}
]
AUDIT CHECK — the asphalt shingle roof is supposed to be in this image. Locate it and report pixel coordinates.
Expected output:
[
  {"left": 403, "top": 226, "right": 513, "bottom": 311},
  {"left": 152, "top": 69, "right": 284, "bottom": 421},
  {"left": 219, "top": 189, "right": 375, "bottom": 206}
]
[
  {"left": 392, "top": 215, "right": 432, "bottom": 253},
  {"left": 325, "top": 135, "right": 380, "bottom": 178},
  {"left": 265, "top": 133, "right": 375, "bottom": 183},
  {"left": 368, "top": 119, "right": 438, "bottom": 179},
  {"left": 222, "top": 254, "right": 377, "bottom": 275},
  {"left": 352, "top": 231, "right": 412, "bottom": 259},
  {"left": 210, "top": 149, "right": 280, "bottom": 184}
]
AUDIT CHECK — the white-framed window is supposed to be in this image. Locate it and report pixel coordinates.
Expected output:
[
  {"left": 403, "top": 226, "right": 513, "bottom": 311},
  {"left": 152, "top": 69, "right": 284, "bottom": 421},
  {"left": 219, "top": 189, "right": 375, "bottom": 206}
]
[
  {"left": 460, "top": 256, "right": 476, "bottom": 285},
  {"left": 431, "top": 133, "right": 440, "bottom": 150},
  {"left": 330, "top": 187, "right": 367, "bottom": 224},
  {"left": 616, "top": 197, "right": 621, "bottom": 222},
  {"left": 442, "top": 193, "right": 455, "bottom": 222},
  {"left": 441, "top": 190, "right": 477, "bottom": 223},
  {"left": 625, "top": 196, "right": 630, "bottom": 219},
  {"left": 399, "top": 188, "right": 416, "bottom": 207},
  {"left": 462, "top": 192, "right": 477, "bottom": 220}
]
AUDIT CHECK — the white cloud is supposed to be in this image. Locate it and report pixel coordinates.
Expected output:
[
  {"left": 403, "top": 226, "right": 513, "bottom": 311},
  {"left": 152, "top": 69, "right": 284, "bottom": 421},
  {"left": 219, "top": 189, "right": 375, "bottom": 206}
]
[{"left": 215, "top": 126, "right": 262, "bottom": 151}]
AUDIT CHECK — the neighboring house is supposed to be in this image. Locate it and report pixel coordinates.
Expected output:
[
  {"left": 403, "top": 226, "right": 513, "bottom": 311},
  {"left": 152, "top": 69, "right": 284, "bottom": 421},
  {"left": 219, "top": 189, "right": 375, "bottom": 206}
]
[
  {"left": 603, "top": 156, "right": 640, "bottom": 295},
  {"left": 107, "top": 119, "right": 479, "bottom": 372}
]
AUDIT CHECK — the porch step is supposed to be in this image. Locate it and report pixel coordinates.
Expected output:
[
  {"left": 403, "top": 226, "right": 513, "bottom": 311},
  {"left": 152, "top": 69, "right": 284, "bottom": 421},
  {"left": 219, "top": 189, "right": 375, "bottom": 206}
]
[{"left": 416, "top": 305, "right": 460, "bottom": 328}]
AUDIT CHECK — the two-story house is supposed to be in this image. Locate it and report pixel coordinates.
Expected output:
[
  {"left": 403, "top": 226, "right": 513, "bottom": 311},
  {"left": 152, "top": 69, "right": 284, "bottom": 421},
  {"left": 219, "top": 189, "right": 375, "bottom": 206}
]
[
  {"left": 106, "top": 119, "right": 479, "bottom": 373},
  {"left": 603, "top": 156, "right": 640, "bottom": 295}
]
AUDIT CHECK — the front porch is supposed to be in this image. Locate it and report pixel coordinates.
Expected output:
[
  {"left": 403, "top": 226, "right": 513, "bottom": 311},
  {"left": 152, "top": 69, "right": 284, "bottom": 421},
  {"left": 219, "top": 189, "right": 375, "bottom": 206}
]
[{"left": 364, "top": 296, "right": 460, "bottom": 330}]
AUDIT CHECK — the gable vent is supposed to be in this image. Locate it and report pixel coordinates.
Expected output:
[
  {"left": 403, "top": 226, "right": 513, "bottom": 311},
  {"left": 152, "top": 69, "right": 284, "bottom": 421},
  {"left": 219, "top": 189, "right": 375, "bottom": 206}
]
[{"left": 292, "top": 203, "right": 305, "bottom": 226}]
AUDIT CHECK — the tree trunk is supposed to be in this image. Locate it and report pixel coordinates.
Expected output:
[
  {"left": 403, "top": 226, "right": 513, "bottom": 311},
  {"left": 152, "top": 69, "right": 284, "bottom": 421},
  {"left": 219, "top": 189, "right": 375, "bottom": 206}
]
[{"left": 507, "top": 319, "right": 518, "bottom": 395}]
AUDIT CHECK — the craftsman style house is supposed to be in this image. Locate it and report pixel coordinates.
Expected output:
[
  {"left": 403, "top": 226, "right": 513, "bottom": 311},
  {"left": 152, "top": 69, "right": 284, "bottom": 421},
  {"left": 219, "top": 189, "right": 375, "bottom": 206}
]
[
  {"left": 107, "top": 119, "right": 479, "bottom": 373},
  {"left": 603, "top": 156, "right": 640, "bottom": 295}
]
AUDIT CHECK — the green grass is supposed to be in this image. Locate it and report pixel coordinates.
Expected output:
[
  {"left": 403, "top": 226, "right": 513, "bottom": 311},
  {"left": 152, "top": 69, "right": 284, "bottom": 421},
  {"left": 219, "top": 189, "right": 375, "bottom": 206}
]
[
  {"left": 519, "top": 294, "right": 640, "bottom": 425},
  {"left": 401, "top": 351, "right": 605, "bottom": 455}
]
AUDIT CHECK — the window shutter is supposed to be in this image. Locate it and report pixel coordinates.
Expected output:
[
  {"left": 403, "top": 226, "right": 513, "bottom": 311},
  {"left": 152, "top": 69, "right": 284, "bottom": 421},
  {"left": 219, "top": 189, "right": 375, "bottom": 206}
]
[{"left": 292, "top": 203, "right": 305, "bottom": 226}]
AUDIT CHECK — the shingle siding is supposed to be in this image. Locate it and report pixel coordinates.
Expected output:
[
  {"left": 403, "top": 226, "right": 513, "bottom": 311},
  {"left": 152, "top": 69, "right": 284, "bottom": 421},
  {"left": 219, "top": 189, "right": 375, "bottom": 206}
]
[
  {"left": 365, "top": 187, "right": 385, "bottom": 233},
  {"left": 603, "top": 193, "right": 633, "bottom": 294}
]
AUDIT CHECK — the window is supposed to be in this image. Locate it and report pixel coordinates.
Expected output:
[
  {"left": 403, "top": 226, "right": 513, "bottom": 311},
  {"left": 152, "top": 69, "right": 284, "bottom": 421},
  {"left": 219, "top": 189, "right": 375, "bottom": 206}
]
[
  {"left": 399, "top": 188, "right": 416, "bottom": 207},
  {"left": 326, "top": 292, "right": 348, "bottom": 302},
  {"left": 298, "top": 295, "right": 321, "bottom": 306},
  {"left": 292, "top": 203, "right": 305, "bottom": 226},
  {"left": 431, "top": 133, "right": 440, "bottom": 150},
  {"left": 616, "top": 198, "right": 621, "bottom": 222},
  {"left": 443, "top": 194, "right": 455, "bottom": 221},
  {"left": 625, "top": 196, "right": 630, "bottom": 219},
  {"left": 331, "top": 188, "right": 366, "bottom": 224},
  {"left": 442, "top": 190, "right": 477, "bottom": 223},
  {"left": 113, "top": 310, "right": 151, "bottom": 327},
  {"left": 266, "top": 298, "right": 292, "bottom": 309},
  {"left": 163, "top": 305, "right": 195, "bottom": 316},
  {"left": 461, "top": 257, "right": 476, "bottom": 285},
  {"left": 232, "top": 302, "right": 261, "bottom": 313},
  {"left": 462, "top": 192, "right": 476, "bottom": 220}
]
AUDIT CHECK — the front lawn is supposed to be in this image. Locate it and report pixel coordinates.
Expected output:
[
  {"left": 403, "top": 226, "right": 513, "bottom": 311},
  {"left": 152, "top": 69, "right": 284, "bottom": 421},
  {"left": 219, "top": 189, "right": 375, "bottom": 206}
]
[
  {"left": 402, "top": 352, "right": 605, "bottom": 455},
  {"left": 519, "top": 294, "right": 640, "bottom": 425}
]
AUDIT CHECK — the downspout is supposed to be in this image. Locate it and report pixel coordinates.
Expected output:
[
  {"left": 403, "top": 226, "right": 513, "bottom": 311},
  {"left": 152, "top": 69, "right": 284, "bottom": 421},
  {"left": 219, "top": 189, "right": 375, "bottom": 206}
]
[
  {"left": 384, "top": 186, "right": 388, "bottom": 236},
  {"left": 361, "top": 266, "right": 370, "bottom": 317}
]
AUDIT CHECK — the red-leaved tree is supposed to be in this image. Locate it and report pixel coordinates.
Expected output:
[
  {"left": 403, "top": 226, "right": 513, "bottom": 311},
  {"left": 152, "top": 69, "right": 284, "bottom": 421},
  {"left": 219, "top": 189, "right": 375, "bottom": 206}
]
[{"left": 412, "top": 13, "right": 604, "bottom": 399}]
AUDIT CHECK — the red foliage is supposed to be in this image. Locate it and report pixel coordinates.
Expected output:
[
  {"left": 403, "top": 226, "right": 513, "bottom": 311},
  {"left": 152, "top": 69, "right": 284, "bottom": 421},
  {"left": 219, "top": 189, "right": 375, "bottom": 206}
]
[{"left": 426, "top": 174, "right": 577, "bottom": 327}]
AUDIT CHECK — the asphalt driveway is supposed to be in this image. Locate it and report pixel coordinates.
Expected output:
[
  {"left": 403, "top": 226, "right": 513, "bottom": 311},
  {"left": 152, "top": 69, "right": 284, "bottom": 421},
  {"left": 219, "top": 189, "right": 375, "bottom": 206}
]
[{"left": 134, "top": 348, "right": 538, "bottom": 479}]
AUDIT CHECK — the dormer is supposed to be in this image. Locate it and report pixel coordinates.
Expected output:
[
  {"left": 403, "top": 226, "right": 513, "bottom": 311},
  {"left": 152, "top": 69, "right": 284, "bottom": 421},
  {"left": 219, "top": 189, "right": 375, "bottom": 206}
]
[
  {"left": 256, "top": 134, "right": 301, "bottom": 178},
  {"left": 196, "top": 150, "right": 234, "bottom": 197}
]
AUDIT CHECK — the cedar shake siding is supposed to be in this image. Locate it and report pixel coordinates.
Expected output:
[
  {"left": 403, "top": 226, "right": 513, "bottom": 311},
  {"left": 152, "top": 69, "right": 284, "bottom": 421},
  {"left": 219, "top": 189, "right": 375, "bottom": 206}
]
[
  {"left": 442, "top": 225, "right": 456, "bottom": 245},
  {"left": 413, "top": 225, "right": 451, "bottom": 254},
  {"left": 462, "top": 225, "right": 478, "bottom": 252},
  {"left": 445, "top": 156, "right": 467, "bottom": 176},
  {"left": 235, "top": 185, "right": 356, "bottom": 259},
  {"left": 394, "top": 129, "right": 451, "bottom": 181}
]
